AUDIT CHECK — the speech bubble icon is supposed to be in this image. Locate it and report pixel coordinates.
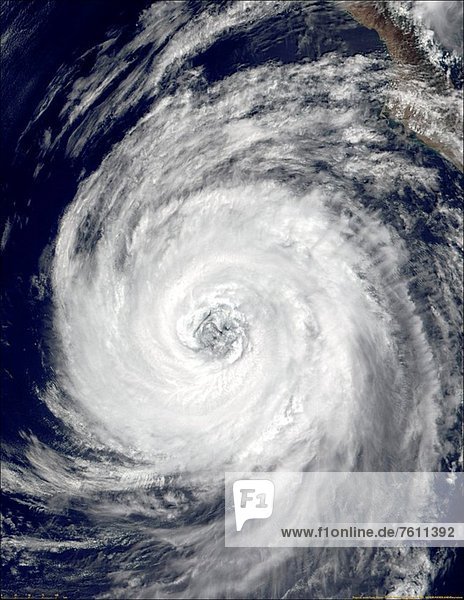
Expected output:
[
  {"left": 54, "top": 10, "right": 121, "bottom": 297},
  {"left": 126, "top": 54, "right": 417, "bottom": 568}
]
[{"left": 233, "top": 479, "right": 274, "bottom": 532}]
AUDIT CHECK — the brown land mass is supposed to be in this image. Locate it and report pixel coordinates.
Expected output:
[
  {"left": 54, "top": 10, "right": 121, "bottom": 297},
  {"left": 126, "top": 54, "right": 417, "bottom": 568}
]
[{"left": 343, "top": 1, "right": 463, "bottom": 170}]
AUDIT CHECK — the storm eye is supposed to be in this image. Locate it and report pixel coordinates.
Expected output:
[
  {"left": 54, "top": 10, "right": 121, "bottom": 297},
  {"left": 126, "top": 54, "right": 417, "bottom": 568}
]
[
  {"left": 178, "top": 303, "right": 249, "bottom": 363},
  {"left": 195, "top": 307, "right": 245, "bottom": 358}
]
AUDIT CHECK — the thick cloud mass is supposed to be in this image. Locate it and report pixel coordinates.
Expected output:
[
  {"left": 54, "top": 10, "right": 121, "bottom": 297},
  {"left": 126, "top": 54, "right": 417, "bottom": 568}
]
[
  {"left": 412, "top": 0, "right": 463, "bottom": 55},
  {"left": 51, "top": 55, "right": 442, "bottom": 477},
  {"left": 2, "top": 2, "right": 462, "bottom": 599}
]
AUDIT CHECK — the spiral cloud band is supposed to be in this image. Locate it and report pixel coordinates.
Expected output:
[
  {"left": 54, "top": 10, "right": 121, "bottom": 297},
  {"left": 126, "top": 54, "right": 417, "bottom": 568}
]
[
  {"left": 2, "top": 1, "right": 462, "bottom": 598},
  {"left": 51, "top": 53, "right": 444, "bottom": 475}
]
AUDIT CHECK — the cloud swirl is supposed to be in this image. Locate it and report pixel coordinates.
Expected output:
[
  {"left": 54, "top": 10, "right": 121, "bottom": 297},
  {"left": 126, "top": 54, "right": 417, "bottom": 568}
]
[{"left": 2, "top": 2, "right": 462, "bottom": 598}]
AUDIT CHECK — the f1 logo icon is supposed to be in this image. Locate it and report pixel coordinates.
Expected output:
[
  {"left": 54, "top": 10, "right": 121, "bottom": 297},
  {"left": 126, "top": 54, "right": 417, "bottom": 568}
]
[{"left": 233, "top": 479, "right": 274, "bottom": 531}]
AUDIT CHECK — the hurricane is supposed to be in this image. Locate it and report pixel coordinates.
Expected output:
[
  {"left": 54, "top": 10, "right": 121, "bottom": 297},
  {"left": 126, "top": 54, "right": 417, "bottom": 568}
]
[{"left": 1, "top": 1, "right": 463, "bottom": 598}]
